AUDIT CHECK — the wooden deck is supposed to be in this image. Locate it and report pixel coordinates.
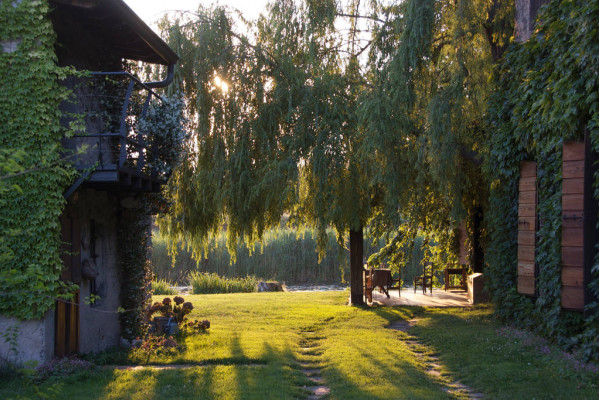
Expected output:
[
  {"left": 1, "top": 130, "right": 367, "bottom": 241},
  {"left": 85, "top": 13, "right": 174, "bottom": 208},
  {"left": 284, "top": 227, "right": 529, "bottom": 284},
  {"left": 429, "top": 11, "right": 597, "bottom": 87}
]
[{"left": 370, "top": 288, "right": 472, "bottom": 307}]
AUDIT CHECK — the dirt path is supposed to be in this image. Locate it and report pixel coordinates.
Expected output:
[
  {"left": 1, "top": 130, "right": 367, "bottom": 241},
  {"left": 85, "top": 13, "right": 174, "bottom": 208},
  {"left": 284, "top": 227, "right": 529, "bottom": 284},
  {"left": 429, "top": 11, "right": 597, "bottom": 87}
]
[{"left": 388, "top": 319, "right": 485, "bottom": 399}]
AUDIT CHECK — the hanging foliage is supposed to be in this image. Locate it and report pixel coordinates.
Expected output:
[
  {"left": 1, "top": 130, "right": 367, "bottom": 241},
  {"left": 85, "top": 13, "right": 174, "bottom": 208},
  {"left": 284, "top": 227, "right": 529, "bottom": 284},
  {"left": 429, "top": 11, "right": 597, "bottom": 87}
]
[
  {"left": 157, "top": 1, "right": 374, "bottom": 266},
  {"left": 361, "top": 0, "right": 513, "bottom": 269}
]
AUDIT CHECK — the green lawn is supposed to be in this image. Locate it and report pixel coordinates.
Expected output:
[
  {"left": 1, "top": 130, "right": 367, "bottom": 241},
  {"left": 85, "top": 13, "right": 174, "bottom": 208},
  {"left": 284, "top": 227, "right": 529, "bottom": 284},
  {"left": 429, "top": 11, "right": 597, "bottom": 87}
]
[{"left": 0, "top": 291, "right": 596, "bottom": 399}]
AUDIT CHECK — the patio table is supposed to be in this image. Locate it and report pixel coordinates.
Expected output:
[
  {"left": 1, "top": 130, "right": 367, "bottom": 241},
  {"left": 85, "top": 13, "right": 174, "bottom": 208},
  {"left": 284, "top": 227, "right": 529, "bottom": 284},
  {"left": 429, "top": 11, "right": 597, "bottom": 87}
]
[{"left": 444, "top": 265, "right": 467, "bottom": 291}]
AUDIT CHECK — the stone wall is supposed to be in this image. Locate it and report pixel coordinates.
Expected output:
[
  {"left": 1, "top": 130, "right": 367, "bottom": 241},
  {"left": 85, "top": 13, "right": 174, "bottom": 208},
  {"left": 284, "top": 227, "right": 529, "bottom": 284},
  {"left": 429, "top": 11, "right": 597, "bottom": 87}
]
[
  {"left": 0, "top": 189, "right": 127, "bottom": 364},
  {"left": 0, "top": 313, "right": 53, "bottom": 366}
]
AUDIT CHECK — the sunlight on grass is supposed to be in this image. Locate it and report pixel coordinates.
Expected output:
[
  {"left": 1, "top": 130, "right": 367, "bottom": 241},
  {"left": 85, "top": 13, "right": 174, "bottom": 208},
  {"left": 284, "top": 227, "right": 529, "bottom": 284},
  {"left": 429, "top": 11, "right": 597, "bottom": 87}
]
[{"left": 1, "top": 292, "right": 596, "bottom": 400}]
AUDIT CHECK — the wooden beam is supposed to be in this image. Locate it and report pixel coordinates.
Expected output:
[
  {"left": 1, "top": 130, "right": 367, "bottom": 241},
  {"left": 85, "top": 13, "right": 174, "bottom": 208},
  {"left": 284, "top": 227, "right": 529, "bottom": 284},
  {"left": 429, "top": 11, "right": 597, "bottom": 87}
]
[
  {"left": 519, "top": 177, "right": 537, "bottom": 192},
  {"left": 562, "top": 227, "right": 583, "bottom": 247},
  {"left": 518, "top": 245, "right": 535, "bottom": 262},
  {"left": 562, "top": 266, "right": 583, "bottom": 286},
  {"left": 562, "top": 286, "right": 584, "bottom": 310},
  {"left": 518, "top": 231, "right": 535, "bottom": 246},
  {"left": 563, "top": 160, "right": 584, "bottom": 179},
  {"left": 518, "top": 276, "right": 535, "bottom": 295},
  {"left": 562, "top": 246, "right": 583, "bottom": 267}
]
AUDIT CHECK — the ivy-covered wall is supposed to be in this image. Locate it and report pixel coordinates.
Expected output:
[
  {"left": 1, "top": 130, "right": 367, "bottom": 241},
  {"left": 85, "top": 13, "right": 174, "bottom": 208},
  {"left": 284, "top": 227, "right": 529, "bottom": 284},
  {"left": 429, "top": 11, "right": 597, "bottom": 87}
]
[
  {"left": 486, "top": 0, "right": 599, "bottom": 359},
  {"left": 0, "top": 0, "right": 74, "bottom": 319},
  {"left": 118, "top": 202, "right": 153, "bottom": 340}
]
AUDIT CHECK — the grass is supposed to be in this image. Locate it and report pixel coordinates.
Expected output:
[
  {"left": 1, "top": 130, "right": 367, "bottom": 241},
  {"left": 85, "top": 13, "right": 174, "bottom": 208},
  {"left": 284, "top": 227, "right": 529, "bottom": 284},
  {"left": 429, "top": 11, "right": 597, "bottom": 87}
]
[
  {"left": 410, "top": 306, "right": 599, "bottom": 399},
  {"left": 151, "top": 279, "right": 177, "bottom": 295},
  {"left": 1, "top": 292, "right": 596, "bottom": 399},
  {"left": 189, "top": 272, "right": 259, "bottom": 294}
]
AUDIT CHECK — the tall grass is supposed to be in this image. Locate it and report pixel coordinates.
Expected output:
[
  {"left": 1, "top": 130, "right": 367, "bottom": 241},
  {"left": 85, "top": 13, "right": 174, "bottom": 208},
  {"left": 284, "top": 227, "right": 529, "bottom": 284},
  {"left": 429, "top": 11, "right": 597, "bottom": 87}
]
[
  {"left": 152, "top": 227, "right": 384, "bottom": 285},
  {"left": 189, "top": 272, "right": 258, "bottom": 294},
  {"left": 151, "top": 226, "right": 430, "bottom": 286},
  {"left": 151, "top": 278, "right": 177, "bottom": 295}
]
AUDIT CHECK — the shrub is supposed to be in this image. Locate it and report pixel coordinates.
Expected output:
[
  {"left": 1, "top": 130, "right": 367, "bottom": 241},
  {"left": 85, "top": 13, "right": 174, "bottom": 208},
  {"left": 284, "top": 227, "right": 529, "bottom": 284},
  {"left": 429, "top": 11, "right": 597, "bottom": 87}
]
[
  {"left": 152, "top": 279, "right": 177, "bottom": 295},
  {"left": 189, "top": 272, "right": 258, "bottom": 294},
  {"left": 147, "top": 296, "right": 193, "bottom": 324}
]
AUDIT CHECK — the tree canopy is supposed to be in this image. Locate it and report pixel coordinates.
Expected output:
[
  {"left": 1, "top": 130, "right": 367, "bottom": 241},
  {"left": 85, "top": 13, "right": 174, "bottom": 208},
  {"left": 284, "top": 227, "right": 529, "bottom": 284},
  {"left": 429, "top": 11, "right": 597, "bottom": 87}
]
[{"left": 155, "top": 0, "right": 513, "bottom": 302}]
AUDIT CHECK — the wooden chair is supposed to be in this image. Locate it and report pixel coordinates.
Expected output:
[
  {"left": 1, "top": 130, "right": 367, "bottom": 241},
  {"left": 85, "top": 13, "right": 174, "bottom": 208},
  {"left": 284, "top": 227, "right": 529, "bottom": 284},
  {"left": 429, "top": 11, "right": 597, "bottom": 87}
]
[
  {"left": 363, "top": 265, "right": 374, "bottom": 303},
  {"left": 389, "top": 273, "right": 401, "bottom": 297},
  {"left": 387, "top": 265, "right": 401, "bottom": 296},
  {"left": 414, "top": 262, "right": 434, "bottom": 294}
]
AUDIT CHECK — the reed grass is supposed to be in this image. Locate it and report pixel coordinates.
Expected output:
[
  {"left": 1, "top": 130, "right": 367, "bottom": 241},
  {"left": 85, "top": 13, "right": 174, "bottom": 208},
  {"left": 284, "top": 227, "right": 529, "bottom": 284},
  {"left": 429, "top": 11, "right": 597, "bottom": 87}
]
[
  {"left": 151, "top": 278, "right": 177, "bottom": 295},
  {"left": 152, "top": 227, "right": 382, "bottom": 285},
  {"left": 189, "top": 271, "right": 259, "bottom": 294},
  {"left": 151, "top": 226, "right": 430, "bottom": 286}
]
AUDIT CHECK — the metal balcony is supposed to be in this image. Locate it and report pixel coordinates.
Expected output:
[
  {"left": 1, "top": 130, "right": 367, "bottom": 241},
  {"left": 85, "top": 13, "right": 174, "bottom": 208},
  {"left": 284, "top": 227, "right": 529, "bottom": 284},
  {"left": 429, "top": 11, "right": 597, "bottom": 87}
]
[{"left": 63, "top": 72, "right": 171, "bottom": 198}]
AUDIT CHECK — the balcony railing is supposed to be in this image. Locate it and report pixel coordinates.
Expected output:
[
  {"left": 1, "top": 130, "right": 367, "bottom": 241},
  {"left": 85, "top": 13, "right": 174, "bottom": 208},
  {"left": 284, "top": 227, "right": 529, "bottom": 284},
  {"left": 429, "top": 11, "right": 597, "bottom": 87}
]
[{"left": 63, "top": 72, "right": 171, "bottom": 198}]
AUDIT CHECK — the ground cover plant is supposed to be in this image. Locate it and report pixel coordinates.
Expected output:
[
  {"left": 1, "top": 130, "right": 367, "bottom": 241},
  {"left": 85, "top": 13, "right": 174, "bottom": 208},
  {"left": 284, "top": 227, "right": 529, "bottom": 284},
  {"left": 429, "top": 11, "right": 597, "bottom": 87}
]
[{"left": 0, "top": 291, "right": 596, "bottom": 399}]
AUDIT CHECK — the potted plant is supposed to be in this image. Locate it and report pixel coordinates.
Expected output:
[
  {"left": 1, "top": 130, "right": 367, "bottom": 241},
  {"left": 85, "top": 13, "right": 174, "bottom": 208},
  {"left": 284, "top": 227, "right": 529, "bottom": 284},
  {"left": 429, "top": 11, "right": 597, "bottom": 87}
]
[{"left": 148, "top": 296, "right": 194, "bottom": 335}]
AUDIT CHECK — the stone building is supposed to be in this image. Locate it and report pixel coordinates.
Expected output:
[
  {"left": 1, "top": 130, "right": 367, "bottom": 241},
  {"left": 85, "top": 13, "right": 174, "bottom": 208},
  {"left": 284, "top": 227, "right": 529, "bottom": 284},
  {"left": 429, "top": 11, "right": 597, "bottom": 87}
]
[{"left": 0, "top": 0, "right": 178, "bottom": 364}]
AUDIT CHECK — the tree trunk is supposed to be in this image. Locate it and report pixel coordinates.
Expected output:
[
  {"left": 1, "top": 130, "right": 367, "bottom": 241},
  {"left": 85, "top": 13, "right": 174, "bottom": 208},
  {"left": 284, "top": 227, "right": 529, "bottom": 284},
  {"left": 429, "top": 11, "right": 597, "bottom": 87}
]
[
  {"left": 472, "top": 206, "right": 485, "bottom": 273},
  {"left": 349, "top": 227, "right": 364, "bottom": 305}
]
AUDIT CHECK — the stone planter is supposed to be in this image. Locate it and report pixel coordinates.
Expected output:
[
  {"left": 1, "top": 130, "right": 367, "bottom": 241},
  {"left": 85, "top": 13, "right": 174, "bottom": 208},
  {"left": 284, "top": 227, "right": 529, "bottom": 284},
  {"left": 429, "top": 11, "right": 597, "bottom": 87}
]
[{"left": 153, "top": 317, "right": 179, "bottom": 335}]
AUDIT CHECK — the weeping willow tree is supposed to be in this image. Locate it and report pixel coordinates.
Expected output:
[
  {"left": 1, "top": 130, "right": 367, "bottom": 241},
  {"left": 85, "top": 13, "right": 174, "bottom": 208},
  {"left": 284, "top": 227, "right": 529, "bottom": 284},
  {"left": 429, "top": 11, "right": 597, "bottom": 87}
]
[
  {"left": 155, "top": 0, "right": 513, "bottom": 304},
  {"left": 361, "top": 0, "right": 513, "bottom": 273},
  {"left": 156, "top": 0, "right": 376, "bottom": 303}
]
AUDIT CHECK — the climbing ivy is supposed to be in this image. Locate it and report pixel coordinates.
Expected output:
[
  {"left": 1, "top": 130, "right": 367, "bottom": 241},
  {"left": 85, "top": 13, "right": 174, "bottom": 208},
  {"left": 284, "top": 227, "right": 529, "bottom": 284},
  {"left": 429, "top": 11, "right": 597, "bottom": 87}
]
[
  {"left": 0, "top": 0, "right": 76, "bottom": 319},
  {"left": 118, "top": 203, "right": 153, "bottom": 340},
  {"left": 486, "top": 0, "right": 599, "bottom": 359}
]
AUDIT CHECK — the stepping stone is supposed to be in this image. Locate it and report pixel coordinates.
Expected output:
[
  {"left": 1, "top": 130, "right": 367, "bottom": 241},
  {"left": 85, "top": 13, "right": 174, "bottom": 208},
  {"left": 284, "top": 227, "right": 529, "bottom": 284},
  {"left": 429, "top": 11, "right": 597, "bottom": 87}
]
[
  {"left": 387, "top": 319, "right": 420, "bottom": 332},
  {"left": 305, "top": 385, "right": 330, "bottom": 399},
  {"left": 302, "top": 368, "right": 321, "bottom": 376},
  {"left": 301, "top": 349, "right": 324, "bottom": 356},
  {"left": 299, "top": 362, "right": 321, "bottom": 369},
  {"left": 446, "top": 381, "right": 485, "bottom": 399},
  {"left": 308, "top": 376, "right": 324, "bottom": 384}
]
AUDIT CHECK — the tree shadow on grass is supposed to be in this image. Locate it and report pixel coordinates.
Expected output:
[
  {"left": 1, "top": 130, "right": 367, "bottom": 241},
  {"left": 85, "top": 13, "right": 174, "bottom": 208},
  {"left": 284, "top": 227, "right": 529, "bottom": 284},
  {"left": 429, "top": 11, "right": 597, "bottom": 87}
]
[
  {"left": 407, "top": 308, "right": 599, "bottom": 400},
  {"left": 27, "top": 333, "right": 308, "bottom": 400},
  {"left": 320, "top": 326, "right": 456, "bottom": 400}
]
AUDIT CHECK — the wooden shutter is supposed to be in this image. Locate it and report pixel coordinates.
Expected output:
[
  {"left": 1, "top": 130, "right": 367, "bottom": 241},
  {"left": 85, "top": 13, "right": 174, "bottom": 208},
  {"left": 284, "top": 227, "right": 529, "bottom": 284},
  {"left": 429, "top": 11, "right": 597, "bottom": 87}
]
[
  {"left": 561, "top": 142, "right": 585, "bottom": 310},
  {"left": 518, "top": 161, "right": 537, "bottom": 295}
]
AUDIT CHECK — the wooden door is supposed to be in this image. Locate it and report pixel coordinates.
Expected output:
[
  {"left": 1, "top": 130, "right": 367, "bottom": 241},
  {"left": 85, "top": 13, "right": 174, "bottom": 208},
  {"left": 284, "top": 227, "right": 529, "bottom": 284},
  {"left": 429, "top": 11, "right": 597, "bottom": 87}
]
[
  {"left": 56, "top": 213, "right": 81, "bottom": 357},
  {"left": 561, "top": 142, "right": 585, "bottom": 310},
  {"left": 518, "top": 161, "right": 537, "bottom": 295}
]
